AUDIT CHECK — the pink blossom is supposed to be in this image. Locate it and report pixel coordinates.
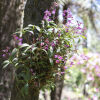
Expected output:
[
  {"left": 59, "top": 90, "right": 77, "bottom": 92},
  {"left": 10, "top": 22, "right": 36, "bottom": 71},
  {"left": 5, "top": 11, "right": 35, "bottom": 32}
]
[
  {"left": 54, "top": 55, "right": 58, "bottom": 58},
  {"left": 40, "top": 42, "right": 44, "bottom": 46},
  {"left": 81, "top": 68, "right": 86, "bottom": 73},
  {"left": 18, "top": 42, "right": 22, "bottom": 46},
  {"left": 70, "top": 61, "right": 74, "bottom": 67},
  {"left": 13, "top": 34, "right": 19, "bottom": 40},
  {"left": 64, "top": 66, "right": 68, "bottom": 69},
  {"left": 51, "top": 42, "right": 55, "bottom": 47},
  {"left": 44, "top": 10, "right": 51, "bottom": 16},
  {"left": 97, "top": 73, "right": 100, "bottom": 77},
  {"left": 87, "top": 74, "right": 94, "bottom": 81},
  {"left": 58, "top": 56, "right": 63, "bottom": 60},
  {"left": 2, "top": 54, "right": 6, "bottom": 57},
  {"left": 58, "top": 33, "right": 61, "bottom": 37},
  {"left": 52, "top": 9, "right": 56, "bottom": 15},
  {"left": 44, "top": 45, "right": 48, "bottom": 50},
  {"left": 61, "top": 72, "right": 65, "bottom": 74},
  {"left": 56, "top": 60, "right": 60, "bottom": 63},
  {"left": 45, "top": 38, "right": 49, "bottom": 44},
  {"left": 93, "top": 96, "right": 98, "bottom": 100}
]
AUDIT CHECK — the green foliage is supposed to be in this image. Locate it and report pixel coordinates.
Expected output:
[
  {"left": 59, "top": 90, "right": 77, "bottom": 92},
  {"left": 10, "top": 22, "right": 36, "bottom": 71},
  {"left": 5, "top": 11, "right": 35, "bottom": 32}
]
[{"left": 2, "top": 15, "right": 84, "bottom": 97}]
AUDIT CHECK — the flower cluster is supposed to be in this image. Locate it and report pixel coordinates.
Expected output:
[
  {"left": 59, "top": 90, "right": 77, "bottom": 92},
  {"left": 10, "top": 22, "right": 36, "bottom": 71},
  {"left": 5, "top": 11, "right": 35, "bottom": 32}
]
[
  {"left": 65, "top": 50, "right": 100, "bottom": 99},
  {"left": 2, "top": 47, "right": 10, "bottom": 58}
]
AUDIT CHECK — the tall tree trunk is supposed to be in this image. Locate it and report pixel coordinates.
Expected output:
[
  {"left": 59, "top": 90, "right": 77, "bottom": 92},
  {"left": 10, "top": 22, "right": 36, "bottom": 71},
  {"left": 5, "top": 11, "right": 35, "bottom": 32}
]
[
  {"left": 0, "top": 0, "right": 27, "bottom": 100},
  {"left": 50, "top": 74, "right": 64, "bottom": 100},
  {"left": 11, "top": 0, "right": 55, "bottom": 100}
]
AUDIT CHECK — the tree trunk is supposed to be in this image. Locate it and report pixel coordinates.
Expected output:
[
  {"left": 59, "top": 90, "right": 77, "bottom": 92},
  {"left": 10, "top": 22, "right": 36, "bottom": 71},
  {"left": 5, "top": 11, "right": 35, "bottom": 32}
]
[
  {"left": 11, "top": 80, "right": 39, "bottom": 100},
  {"left": 0, "top": 0, "right": 27, "bottom": 100},
  {"left": 50, "top": 71, "right": 64, "bottom": 100},
  {"left": 11, "top": 0, "right": 55, "bottom": 100}
]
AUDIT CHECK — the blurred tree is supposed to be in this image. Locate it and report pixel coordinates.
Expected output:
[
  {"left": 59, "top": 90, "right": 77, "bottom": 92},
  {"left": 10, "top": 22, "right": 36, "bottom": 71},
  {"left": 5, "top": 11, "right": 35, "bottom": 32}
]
[
  {"left": 60, "top": 0, "right": 100, "bottom": 99},
  {"left": 0, "top": 0, "right": 27, "bottom": 100}
]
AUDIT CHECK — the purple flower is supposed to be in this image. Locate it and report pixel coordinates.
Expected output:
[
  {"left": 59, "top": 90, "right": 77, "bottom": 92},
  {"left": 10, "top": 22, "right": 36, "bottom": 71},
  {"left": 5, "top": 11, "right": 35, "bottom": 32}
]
[
  {"left": 44, "top": 10, "right": 51, "bottom": 16},
  {"left": 43, "top": 15, "right": 48, "bottom": 20},
  {"left": 6, "top": 47, "right": 10, "bottom": 50},
  {"left": 56, "top": 60, "right": 60, "bottom": 63},
  {"left": 52, "top": 9, "right": 56, "bottom": 15},
  {"left": 63, "top": 10, "right": 67, "bottom": 17},
  {"left": 48, "top": 18, "right": 51, "bottom": 21},
  {"left": 64, "top": 66, "right": 68, "bottom": 69},
  {"left": 61, "top": 72, "right": 65, "bottom": 74},
  {"left": 58, "top": 33, "right": 61, "bottom": 37},
  {"left": 66, "top": 29, "right": 69, "bottom": 32},
  {"left": 56, "top": 40, "right": 58, "bottom": 44},
  {"left": 18, "top": 42, "right": 22, "bottom": 46},
  {"left": 67, "top": 14, "right": 73, "bottom": 18},
  {"left": 97, "top": 73, "right": 100, "bottom": 77},
  {"left": 45, "top": 38, "right": 49, "bottom": 44},
  {"left": 54, "top": 55, "right": 58, "bottom": 58},
  {"left": 63, "top": 13, "right": 66, "bottom": 17},
  {"left": 70, "top": 61, "right": 74, "bottom": 67},
  {"left": 2, "top": 54, "right": 6, "bottom": 57},
  {"left": 58, "top": 56, "right": 63, "bottom": 60},
  {"left": 40, "top": 42, "right": 44, "bottom": 46},
  {"left": 44, "top": 45, "right": 48, "bottom": 50},
  {"left": 64, "top": 45, "right": 70, "bottom": 48},
  {"left": 64, "top": 10, "right": 67, "bottom": 13},
  {"left": 51, "top": 42, "right": 55, "bottom": 47},
  {"left": 8, "top": 53, "right": 11, "bottom": 56},
  {"left": 13, "top": 35, "right": 19, "bottom": 40},
  {"left": 30, "top": 69, "right": 33, "bottom": 73},
  {"left": 19, "top": 38, "right": 23, "bottom": 42}
]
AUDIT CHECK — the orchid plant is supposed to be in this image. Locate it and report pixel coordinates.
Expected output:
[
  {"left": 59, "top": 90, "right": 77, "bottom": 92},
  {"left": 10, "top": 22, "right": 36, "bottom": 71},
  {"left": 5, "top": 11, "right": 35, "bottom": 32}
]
[{"left": 2, "top": 4, "right": 85, "bottom": 96}]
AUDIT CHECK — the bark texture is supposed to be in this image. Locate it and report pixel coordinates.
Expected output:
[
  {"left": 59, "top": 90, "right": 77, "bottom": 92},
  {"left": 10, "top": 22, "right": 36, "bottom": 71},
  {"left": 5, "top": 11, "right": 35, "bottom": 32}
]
[
  {"left": 50, "top": 72, "right": 64, "bottom": 100},
  {"left": 0, "top": 0, "right": 27, "bottom": 100}
]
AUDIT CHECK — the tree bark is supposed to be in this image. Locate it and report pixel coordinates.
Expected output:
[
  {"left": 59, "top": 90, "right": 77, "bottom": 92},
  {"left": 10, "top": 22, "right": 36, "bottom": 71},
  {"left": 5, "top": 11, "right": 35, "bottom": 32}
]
[
  {"left": 0, "top": 0, "right": 27, "bottom": 100},
  {"left": 50, "top": 71, "right": 64, "bottom": 100}
]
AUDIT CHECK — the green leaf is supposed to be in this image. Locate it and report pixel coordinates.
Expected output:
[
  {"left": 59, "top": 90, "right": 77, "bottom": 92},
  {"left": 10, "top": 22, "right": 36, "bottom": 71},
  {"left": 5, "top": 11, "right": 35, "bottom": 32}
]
[
  {"left": 21, "top": 83, "right": 29, "bottom": 96},
  {"left": 32, "top": 47, "right": 37, "bottom": 53},
  {"left": 49, "top": 58, "right": 53, "bottom": 66},
  {"left": 2, "top": 60, "right": 10, "bottom": 69},
  {"left": 20, "top": 43, "right": 29, "bottom": 48},
  {"left": 35, "top": 26, "right": 41, "bottom": 32},
  {"left": 9, "top": 48, "right": 18, "bottom": 60},
  {"left": 42, "top": 49, "right": 48, "bottom": 54},
  {"left": 78, "top": 38, "right": 81, "bottom": 43},
  {"left": 28, "top": 24, "right": 33, "bottom": 27},
  {"left": 81, "top": 35, "right": 86, "bottom": 39},
  {"left": 24, "top": 45, "right": 32, "bottom": 52}
]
